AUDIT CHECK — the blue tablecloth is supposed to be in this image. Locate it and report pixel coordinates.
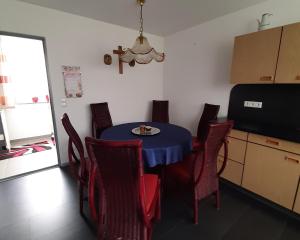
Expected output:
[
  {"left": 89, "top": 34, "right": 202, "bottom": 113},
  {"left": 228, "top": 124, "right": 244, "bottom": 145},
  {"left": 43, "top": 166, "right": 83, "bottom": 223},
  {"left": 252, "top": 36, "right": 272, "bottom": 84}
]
[{"left": 100, "top": 122, "right": 192, "bottom": 167}]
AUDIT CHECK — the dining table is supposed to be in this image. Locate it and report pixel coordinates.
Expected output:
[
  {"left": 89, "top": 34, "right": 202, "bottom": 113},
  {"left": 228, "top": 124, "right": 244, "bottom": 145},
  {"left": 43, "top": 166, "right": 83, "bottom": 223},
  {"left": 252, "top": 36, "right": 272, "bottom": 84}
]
[{"left": 100, "top": 122, "right": 192, "bottom": 167}]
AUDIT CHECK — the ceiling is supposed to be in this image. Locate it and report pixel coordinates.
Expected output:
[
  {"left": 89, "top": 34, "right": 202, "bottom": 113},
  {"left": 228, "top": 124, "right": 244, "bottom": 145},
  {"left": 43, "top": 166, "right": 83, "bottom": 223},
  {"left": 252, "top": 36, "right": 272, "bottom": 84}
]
[{"left": 17, "top": 0, "right": 267, "bottom": 36}]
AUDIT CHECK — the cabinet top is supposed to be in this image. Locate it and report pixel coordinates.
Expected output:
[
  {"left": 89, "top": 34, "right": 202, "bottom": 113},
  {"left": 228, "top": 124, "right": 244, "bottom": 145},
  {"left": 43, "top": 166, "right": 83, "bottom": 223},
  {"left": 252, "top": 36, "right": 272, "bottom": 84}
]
[{"left": 235, "top": 21, "right": 300, "bottom": 39}]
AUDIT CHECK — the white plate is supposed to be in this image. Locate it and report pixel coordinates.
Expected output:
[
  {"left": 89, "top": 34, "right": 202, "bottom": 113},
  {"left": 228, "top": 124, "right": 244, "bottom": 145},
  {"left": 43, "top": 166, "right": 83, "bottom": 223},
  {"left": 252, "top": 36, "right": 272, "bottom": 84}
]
[{"left": 131, "top": 126, "right": 160, "bottom": 136}]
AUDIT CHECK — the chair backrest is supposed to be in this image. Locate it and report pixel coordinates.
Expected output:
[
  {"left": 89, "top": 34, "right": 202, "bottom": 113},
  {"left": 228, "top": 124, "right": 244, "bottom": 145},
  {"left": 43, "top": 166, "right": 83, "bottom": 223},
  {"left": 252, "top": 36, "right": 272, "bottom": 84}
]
[
  {"left": 194, "top": 120, "right": 233, "bottom": 191},
  {"left": 61, "top": 113, "right": 86, "bottom": 180},
  {"left": 196, "top": 103, "right": 220, "bottom": 141},
  {"left": 90, "top": 102, "right": 113, "bottom": 138},
  {"left": 85, "top": 137, "right": 148, "bottom": 240},
  {"left": 152, "top": 100, "right": 169, "bottom": 123}
]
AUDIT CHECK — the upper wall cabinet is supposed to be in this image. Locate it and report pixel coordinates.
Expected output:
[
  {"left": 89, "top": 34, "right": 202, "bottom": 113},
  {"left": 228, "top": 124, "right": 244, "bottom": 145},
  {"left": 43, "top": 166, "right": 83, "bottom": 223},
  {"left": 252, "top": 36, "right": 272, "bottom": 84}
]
[
  {"left": 230, "top": 27, "right": 282, "bottom": 84},
  {"left": 275, "top": 22, "right": 300, "bottom": 83}
]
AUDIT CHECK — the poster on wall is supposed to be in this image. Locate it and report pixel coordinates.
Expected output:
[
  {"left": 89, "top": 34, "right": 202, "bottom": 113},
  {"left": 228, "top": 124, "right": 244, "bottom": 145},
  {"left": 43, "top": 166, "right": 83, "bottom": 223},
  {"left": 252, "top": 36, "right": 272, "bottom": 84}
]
[{"left": 62, "top": 65, "right": 83, "bottom": 98}]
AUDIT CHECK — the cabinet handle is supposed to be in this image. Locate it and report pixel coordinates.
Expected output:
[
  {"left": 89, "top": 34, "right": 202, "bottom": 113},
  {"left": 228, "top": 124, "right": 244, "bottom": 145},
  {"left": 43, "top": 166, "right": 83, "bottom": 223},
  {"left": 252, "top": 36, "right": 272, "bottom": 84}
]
[
  {"left": 266, "top": 138, "right": 279, "bottom": 145},
  {"left": 295, "top": 76, "right": 300, "bottom": 80},
  {"left": 260, "top": 76, "right": 273, "bottom": 81},
  {"left": 284, "top": 156, "right": 300, "bottom": 164}
]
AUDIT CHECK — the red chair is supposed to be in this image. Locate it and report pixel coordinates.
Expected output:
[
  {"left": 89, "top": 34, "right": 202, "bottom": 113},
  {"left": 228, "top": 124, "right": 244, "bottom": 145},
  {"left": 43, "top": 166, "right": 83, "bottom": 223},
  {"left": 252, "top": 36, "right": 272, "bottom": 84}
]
[
  {"left": 61, "top": 113, "right": 91, "bottom": 215},
  {"left": 85, "top": 137, "right": 161, "bottom": 240},
  {"left": 90, "top": 102, "right": 113, "bottom": 138},
  {"left": 152, "top": 100, "right": 169, "bottom": 123},
  {"left": 166, "top": 120, "right": 233, "bottom": 224},
  {"left": 192, "top": 103, "right": 220, "bottom": 149}
]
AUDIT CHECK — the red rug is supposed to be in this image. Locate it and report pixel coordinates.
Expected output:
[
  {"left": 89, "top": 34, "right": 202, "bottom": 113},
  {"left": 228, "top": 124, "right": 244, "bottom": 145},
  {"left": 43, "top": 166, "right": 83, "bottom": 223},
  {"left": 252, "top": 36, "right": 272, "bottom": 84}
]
[{"left": 0, "top": 141, "right": 53, "bottom": 161}]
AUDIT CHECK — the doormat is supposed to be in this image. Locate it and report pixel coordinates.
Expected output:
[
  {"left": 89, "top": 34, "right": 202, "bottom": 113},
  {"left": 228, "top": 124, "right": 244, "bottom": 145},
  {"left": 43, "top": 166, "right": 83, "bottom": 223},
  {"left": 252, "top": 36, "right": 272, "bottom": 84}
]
[{"left": 0, "top": 141, "right": 53, "bottom": 161}]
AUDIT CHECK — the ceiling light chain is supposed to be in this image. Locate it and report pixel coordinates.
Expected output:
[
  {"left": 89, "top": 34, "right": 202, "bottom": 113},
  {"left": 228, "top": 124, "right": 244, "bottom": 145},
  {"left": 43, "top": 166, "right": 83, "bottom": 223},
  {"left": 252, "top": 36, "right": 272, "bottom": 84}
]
[{"left": 139, "top": 3, "right": 144, "bottom": 41}]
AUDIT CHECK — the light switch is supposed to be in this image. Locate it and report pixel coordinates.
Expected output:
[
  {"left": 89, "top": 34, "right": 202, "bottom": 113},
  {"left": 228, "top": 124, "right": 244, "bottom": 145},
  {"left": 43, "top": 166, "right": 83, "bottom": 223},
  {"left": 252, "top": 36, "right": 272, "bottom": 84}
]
[{"left": 61, "top": 98, "right": 67, "bottom": 107}]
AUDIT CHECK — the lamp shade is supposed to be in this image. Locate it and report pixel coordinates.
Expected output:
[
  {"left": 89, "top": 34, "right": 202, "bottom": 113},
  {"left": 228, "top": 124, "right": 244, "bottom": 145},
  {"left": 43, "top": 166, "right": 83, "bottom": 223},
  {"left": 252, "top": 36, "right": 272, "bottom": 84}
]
[{"left": 120, "top": 36, "right": 164, "bottom": 64}]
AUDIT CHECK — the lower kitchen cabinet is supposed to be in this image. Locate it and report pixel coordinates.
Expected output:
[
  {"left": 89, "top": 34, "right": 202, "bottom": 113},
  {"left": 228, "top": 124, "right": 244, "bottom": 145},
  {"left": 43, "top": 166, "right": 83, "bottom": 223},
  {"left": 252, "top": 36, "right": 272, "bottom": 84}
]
[
  {"left": 242, "top": 142, "right": 300, "bottom": 209},
  {"left": 217, "top": 156, "right": 243, "bottom": 186},
  {"left": 294, "top": 184, "right": 300, "bottom": 214},
  {"left": 219, "top": 137, "right": 247, "bottom": 164}
]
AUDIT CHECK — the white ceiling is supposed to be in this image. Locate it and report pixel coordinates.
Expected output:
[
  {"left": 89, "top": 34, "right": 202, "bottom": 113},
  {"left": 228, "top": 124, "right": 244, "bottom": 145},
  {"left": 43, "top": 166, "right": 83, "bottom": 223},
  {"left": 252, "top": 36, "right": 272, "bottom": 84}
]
[{"left": 17, "top": 0, "right": 267, "bottom": 36}]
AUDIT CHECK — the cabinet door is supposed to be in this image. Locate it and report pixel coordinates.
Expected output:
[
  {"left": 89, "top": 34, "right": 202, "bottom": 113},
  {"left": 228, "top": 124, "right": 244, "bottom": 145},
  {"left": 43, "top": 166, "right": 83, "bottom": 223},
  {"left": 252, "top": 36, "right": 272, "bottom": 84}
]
[
  {"left": 219, "top": 137, "right": 247, "bottom": 164},
  {"left": 217, "top": 157, "right": 243, "bottom": 185},
  {"left": 294, "top": 182, "right": 300, "bottom": 214},
  {"left": 230, "top": 27, "right": 282, "bottom": 84},
  {"left": 275, "top": 23, "right": 300, "bottom": 83},
  {"left": 242, "top": 143, "right": 300, "bottom": 209}
]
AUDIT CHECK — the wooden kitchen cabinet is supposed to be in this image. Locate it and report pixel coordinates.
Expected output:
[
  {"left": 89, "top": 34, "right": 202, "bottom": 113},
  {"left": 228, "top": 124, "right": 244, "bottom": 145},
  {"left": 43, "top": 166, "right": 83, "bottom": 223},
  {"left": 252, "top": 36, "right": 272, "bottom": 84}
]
[
  {"left": 228, "top": 129, "right": 248, "bottom": 141},
  {"left": 248, "top": 133, "right": 300, "bottom": 155},
  {"left": 218, "top": 129, "right": 248, "bottom": 184},
  {"left": 242, "top": 142, "right": 300, "bottom": 209},
  {"left": 294, "top": 183, "right": 300, "bottom": 214},
  {"left": 219, "top": 137, "right": 247, "bottom": 164},
  {"left": 275, "top": 22, "right": 300, "bottom": 83},
  {"left": 230, "top": 27, "right": 282, "bottom": 84},
  {"left": 217, "top": 156, "right": 243, "bottom": 185}
]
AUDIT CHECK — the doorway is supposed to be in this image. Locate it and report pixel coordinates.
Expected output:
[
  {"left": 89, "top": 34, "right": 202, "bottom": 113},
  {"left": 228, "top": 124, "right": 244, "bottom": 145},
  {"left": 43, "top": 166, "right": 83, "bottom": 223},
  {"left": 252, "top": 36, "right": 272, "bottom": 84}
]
[{"left": 0, "top": 33, "right": 59, "bottom": 180}]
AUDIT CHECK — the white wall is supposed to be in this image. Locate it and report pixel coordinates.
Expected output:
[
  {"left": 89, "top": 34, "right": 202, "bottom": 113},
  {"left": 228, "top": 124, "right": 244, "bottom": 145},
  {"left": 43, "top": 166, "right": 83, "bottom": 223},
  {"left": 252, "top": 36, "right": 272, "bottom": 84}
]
[
  {"left": 164, "top": 0, "right": 300, "bottom": 134},
  {"left": 0, "top": 0, "right": 164, "bottom": 164}
]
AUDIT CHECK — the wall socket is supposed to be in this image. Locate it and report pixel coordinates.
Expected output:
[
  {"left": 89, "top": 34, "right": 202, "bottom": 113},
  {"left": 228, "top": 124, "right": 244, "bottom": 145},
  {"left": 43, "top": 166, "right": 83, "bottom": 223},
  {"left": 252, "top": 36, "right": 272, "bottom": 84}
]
[{"left": 244, "top": 101, "right": 263, "bottom": 108}]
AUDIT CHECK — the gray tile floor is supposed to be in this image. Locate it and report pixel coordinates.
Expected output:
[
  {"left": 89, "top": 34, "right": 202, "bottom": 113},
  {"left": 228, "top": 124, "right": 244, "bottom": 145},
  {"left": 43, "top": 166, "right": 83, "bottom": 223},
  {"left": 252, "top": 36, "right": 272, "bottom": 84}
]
[{"left": 0, "top": 167, "right": 299, "bottom": 240}]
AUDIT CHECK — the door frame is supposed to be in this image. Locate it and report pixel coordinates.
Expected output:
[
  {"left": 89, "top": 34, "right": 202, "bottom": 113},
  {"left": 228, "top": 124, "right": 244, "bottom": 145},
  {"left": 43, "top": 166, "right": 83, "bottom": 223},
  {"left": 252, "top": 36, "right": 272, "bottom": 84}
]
[{"left": 0, "top": 31, "right": 61, "bottom": 167}]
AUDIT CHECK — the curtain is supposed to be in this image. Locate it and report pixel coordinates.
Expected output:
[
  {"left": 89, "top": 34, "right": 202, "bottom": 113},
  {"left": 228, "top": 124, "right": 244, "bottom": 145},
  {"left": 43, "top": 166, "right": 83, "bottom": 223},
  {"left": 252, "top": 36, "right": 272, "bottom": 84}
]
[{"left": 0, "top": 36, "right": 14, "bottom": 108}]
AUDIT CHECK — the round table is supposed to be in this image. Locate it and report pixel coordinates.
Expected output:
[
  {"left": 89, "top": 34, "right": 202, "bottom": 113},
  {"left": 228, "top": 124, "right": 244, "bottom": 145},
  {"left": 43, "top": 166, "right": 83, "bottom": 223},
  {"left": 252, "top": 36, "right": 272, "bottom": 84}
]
[{"left": 101, "top": 122, "right": 192, "bottom": 167}]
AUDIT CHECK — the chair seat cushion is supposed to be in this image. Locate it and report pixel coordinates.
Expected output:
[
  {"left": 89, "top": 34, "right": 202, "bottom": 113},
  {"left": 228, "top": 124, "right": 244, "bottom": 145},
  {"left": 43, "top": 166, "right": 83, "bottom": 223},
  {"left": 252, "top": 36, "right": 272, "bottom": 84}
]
[
  {"left": 166, "top": 160, "right": 192, "bottom": 185},
  {"left": 144, "top": 174, "right": 159, "bottom": 213}
]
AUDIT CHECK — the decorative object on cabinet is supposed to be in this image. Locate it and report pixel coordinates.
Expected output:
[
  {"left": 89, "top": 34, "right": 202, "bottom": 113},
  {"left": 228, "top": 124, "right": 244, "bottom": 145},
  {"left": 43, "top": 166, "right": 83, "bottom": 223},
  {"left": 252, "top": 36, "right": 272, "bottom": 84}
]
[
  {"left": 257, "top": 13, "right": 273, "bottom": 31},
  {"left": 103, "top": 54, "right": 112, "bottom": 65}
]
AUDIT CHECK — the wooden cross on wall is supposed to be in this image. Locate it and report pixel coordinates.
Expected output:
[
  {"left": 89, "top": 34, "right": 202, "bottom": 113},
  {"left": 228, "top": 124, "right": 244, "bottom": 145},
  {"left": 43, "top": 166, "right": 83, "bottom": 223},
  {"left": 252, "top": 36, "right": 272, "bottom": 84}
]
[
  {"left": 113, "top": 45, "right": 135, "bottom": 74},
  {"left": 113, "top": 46, "right": 125, "bottom": 74}
]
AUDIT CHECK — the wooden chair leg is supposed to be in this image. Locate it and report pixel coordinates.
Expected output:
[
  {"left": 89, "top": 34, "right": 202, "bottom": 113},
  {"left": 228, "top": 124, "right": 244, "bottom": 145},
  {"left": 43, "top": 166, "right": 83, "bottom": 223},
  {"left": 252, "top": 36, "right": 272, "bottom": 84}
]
[
  {"left": 155, "top": 181, "right": 161, "bottom": 221},
  {"left": 215, "top": 189, "right": 220, "bottom": 210},
  {"left": 88, "top": 167, "right": 98, "bottom": 221},
  {"left": 147, "top": 226, "right": 153, "bottom": 240},
  {"left": 79, "top": 183, "right": 84, "bottom": 216},
  {"left": 194, "top": 193, "right": 199, "bottom": 224}
]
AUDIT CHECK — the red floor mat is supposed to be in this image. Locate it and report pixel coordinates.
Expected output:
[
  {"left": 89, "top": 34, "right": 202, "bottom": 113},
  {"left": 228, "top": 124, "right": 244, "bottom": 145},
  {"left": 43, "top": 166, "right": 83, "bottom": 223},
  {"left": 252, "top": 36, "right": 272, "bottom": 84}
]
[{"left": 0, "top": 141, "right": 53, "bottom": 161}]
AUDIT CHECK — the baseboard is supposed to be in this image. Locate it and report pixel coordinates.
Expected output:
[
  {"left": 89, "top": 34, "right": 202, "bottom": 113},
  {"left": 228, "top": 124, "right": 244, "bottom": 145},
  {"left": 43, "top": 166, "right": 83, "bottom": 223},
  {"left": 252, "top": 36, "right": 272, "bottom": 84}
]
[
  {"left": 10, "top": 134, "right": 52, "bottom": 144},
  {"left": 220, "top": 179, "right": 300, "bottom": 222}
]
